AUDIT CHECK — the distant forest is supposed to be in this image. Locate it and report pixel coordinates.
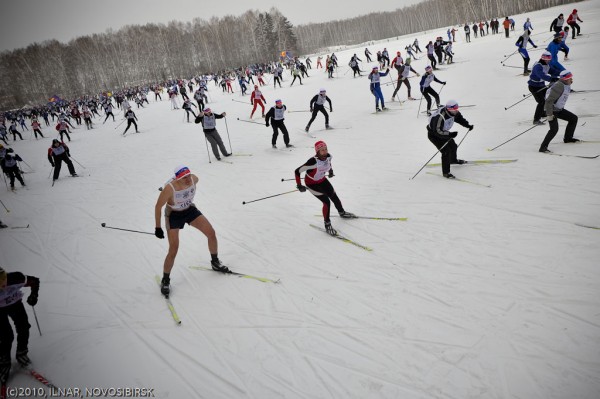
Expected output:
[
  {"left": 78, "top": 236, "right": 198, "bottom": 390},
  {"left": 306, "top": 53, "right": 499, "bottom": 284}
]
[{"left": 0, "top": 0, "right": 577, "bottom": 108}]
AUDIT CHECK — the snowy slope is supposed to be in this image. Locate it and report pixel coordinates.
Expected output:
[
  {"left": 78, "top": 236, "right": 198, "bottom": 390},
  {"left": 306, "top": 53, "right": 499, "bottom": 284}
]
[{"left": 1, "top": 1, "right": 599, "bottom": 398}]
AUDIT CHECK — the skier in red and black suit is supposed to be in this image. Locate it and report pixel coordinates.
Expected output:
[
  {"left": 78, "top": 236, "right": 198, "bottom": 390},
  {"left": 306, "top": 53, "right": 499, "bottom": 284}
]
[
  {"left": 48, "top": 139, "right": 77, "bottom": 181},
  {"left": 295, "top": 141, "right": 355, "bottom": 236}
]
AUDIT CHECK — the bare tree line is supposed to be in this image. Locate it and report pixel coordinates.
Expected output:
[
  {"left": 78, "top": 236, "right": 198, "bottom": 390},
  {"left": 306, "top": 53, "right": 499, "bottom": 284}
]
[
  {"left": 295, "top": 0, "right": 577, "bottom": 53},
  {"left": 0, "top": 0, "right": 576, "bottom": 109}
]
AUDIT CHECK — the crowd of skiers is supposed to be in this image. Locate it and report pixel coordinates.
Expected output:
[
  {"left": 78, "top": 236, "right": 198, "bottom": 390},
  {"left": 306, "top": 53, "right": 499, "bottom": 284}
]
[{"left": 0, "top": 9, "right": 590, "bottom": 379}]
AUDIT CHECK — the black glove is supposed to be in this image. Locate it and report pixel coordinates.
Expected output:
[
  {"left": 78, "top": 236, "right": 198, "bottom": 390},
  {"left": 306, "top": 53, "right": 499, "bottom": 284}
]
[
  {"left": 50, "top": 162, "right": 55, "bottom": 167},
  {"left": 442, "top": 82, "right": 447, "bottom": 85},
  {"left": 297, "top": 184, "right": 306, "bottom": 192},
  {"left": 468, "top": 125, "right": 474, "bottom": 131},
  {"left": 533, "top": 45, "right": 538, "bottom": 48},
  {"left": 27, "top": 294, "right": 38, "bottom": 307},
  {"left": 266, "top": 122, "right": 269, "bottom": 127},
  {"left": 449, "top": 131, "right": 458, "bottom": 138},
  {"left": 310, "top": 108, "right": 313, "bottom": 112},
  {"left": 155, "top": 227, "right": 165, "bottom": 239},
  {"left": 328, "top": 170, "right": 334, "bottom": 178}
]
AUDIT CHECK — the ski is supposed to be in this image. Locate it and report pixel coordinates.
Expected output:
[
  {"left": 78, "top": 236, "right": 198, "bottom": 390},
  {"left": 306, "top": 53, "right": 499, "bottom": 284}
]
[
  {"left": 318, "top": 215, "right": 408, "bottom": 221},
  {"left": 22, "top": 367, "right": 59, "bottom": 390},
  {"left": 426, "top": 172, "right": 492, "bottom": 188},
  {"left": 544, "top": 152, "right": 599, "bottom": 159},
  {"left": 189, "top": 266, "right": 280, "bottom": 284},
  {"left": 216, "top": 158, "right": 233, "bottom": 164},
  {"left": 426, "top": 159, "right": 518, "bottom": 167},
  {"left": 11, "top": 224, "right": 30, "bottom": 229},
  {"left": 300, "top": 130, "right": 317, "bottom": 138},
  {"left": 232, "top": 153, "right": 253, "bottom": 156},
  {"left": 575, "top": 223, "right": 600, "bottom": 230},
  {"left": 372, "top": 108, "right": 399, "bottom": 115},
  {"left": 553, "top": 140, "right": 600, "bottom": 144},
  {"left": 309, "top": 224, "right": 373, "bottom": 252},
  {"left": 154, "top": 276, "right": 182, "bottom": 325}
]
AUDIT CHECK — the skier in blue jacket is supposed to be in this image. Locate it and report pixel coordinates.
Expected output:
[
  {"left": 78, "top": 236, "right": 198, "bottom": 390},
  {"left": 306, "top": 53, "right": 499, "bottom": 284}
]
[{"left": 368, "top": 66, "right": 390, "bottom": 112}]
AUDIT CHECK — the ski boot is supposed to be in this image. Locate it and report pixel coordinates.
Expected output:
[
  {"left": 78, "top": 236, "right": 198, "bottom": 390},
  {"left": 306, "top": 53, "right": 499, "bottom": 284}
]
[
  {"left": 324, "top": 221, "right": 337, "bottom": 236},
  {"left": 539, "top": 147, "right": 551, "bottom": 153},
  {"left": 564, "top": 138, "right": 580, "bottom": 143},
  {"left": 160, "top": 277, "right": 170, "bottom": 296},
  {"left": 211, "top": 259, "right": 230, "bottom": 273},
  {"left": 533, "top": 119, "right": 545, "bottom": 126},
  {"left": 0, "top": 355, "right": 10, "bottom": 384},
  {"left": 443, "top": 173, "right": 456, "bottom": 179},
  {"left": 304, "top": 126, "right": 310, "bottom": 133},
  {"left": 286, "top": 144, "right": 294, "bottom": 148},
  {"left": 339, "top": 211, "right": 357, "bottom": 219},
  {"left": 272, "top": 144, "right": 277, "bottom": 149},
  {"left": 16, "top": 350, "right": 31, "bottom": 368}
]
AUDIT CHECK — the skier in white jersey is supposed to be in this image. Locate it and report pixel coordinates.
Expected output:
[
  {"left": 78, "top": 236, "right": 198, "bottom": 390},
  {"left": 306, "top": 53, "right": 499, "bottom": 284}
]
[{"left": 154, "top": 166, "right": 229, "bottom": 296}]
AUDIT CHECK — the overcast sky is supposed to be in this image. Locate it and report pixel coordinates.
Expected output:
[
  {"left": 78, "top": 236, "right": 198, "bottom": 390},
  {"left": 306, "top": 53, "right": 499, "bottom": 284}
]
[{"left": 0, "top": 0, "right": 422, "bottom": 52}]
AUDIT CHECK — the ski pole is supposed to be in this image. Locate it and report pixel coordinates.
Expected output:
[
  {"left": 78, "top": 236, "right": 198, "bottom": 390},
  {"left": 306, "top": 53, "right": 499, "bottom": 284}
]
[
  {"left": 113, "top": 118, "right": 126, "bottom": 129},
  {"left": 2, "top": 173, "right": 8, "bottom": 191},
  {"left": 242, "top": 189, "right": 298, "bottom": 205},
  {"left": 231, "top": 98, "right": 247, "bottom": 104},
  {"left": 487, "top": 122, "right": 545, "bottom": 151},
  {"left": 0, "top": 199, "right": 9, "bottom": 213},
  {"left": 505, "top": 93, "right": 533, "bottom": 110},
  {"left": 417, "top": 94, "right": 424, "bottom": 118},
  {"left": 224, "top": 117, "right": 233, "bottom": 154},
  {"left": 32, "top": 306, "right": 42, "bottom": 336},
  {"left": 100, "top": 223, "right": 154, "bottom": 235},
  {"left": 69, "top": 156, "right": 86, "bottom": 169},
  {"left": 409, "top": 139, "right": 451, "bottom": 180},
  {"left": 501, "top": 49, "right": 518, "bottom": 63},
  {"left": 236, "top": 118, "right": 263, "bottom": 125},
  {"left": 287, "top": 110, "right": 311, "bottom": 113},
  {"left": 48, "top": 166, "right": 54, "bottom": 179},
  {"left": 204, "top": 135, "right": 212, "bottom": 163},
  {"left": 457, "top": 127, "right": 473, "bottom": 148}
]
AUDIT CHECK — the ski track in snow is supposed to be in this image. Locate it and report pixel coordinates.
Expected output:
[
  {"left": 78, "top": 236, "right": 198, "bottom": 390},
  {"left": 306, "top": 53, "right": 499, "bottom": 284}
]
[{"left": 1, "top": 2, "right": 600, "bottom": 398}]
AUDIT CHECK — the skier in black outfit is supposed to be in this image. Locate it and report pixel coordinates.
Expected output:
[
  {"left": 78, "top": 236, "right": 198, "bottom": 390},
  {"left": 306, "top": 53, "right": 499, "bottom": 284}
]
[
  {"left": 420, "top": 66, "right": 446, "bottom": 115},
  {"left": 0, "top": 266, "right": 40, "bottom": 385},
  {"left": 182, "top": 99, "right": 197, "bottom": 122},
  {"left": 427, "top": 100, "right": 473, "bottom": 178},
  {"left": 265, "top": 99, "right": 292, "bottom": 148},
  {"left": 1, "top": 152, "right": 25, "bottom": 190},
  {"left": 194, "top": 108, "right": 231, "bottom": 161},
  {"left": 122, "top": 109, "right": 139, "bottom": 135},
  {"left": 305, "top": 89, "right": 333, "bottom": 133},
  {"left": 48, "top": 139, "right": 77, "bottom": 181},
  {"left": 364, "top": 48, "right": 372, "bottom": 62}
]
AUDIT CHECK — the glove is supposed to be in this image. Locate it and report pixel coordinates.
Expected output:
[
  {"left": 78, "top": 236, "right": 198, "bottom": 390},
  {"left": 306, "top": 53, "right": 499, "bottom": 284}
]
[
  {"left": 50, "top": 162, "right": 55, "bottom": 167},
  {"left": 155, "top": 227, "right": 165, "bottom": 239},
  {"left": 449, "top": 131, "right": 458, "bottom": 138},
  {"left": 533, "top": 45, "right": 538, "bottom": 48},
  {"left": 266, "top": 122, "right": 270, "bottom": 127},
  {"left": 297, "top": 184, "right": 306, "bottom": 192},
  {"left": 547, "top": 115, "right": 555, "bottom": 121},
  {"left": 310, "top": 108, "right": 313, "bottom": 112},
  {"left": 330, "top": 109, "right": 333, "bottom": 112},
  {"left": 27, "top": 294, "right": 38, "bottom": 307},
  {"left": 442, "top": 82, "right": 447, "bottom": 85},
  {"left": 328, "top": 170, "right": 334, "bottom": 178},
  {"left": 468, "top": 125, "right": 474, "bottom": 131}
]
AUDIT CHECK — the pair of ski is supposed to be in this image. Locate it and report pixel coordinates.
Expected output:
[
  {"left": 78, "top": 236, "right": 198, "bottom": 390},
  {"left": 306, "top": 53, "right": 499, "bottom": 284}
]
[
  {"left": 310, "top": 215, "right": 408, "bottom": 252},
  {"left": 1, "top": 366, "right": 57, "bottom": 399},
  {"left": 155, "top": 267, "right": 280, "bottom": 324}
]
